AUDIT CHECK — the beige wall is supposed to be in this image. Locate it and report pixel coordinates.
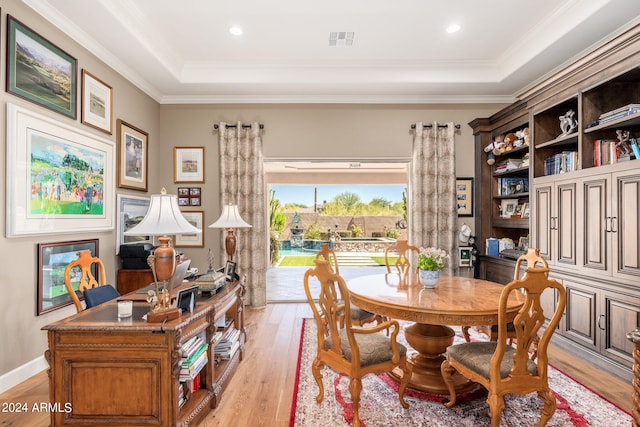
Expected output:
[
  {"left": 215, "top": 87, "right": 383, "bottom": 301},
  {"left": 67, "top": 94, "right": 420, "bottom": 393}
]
[
  {"left": 0, "top": 2, "right": 160, "bottom": 385},
  {"left": 0, "top": 3, "right": 507, "bottom": 389}
]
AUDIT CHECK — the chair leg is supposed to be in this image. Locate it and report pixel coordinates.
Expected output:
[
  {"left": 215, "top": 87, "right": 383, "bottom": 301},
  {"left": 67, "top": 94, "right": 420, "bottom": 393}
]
[
  {"left": 537, "top": 389, "right": 557, "bottom": 426},
  {"left": 440, "top": 359, "right": 458, "bottom": 408},
  {"left": 312, "top": 359, "right": 324, "bottom": 403},
  {"left": 349, "top": 377, "right": 363, "bottom": 427},
  {"left": 461, "top": 326, "right": 471, "bottom": 342},
  {"left": 398, "top": 357, "right": 413, "bottom": 409},
  {"left": 486, "top": 391, "right": 505, "bottom": 427}
]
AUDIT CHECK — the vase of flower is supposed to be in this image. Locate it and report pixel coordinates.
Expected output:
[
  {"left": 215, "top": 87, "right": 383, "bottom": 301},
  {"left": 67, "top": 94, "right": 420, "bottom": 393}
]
[
  {"left": 417, "top": 247, "right": 449, "bottom": 289},
  {"left": 419, "top": 269, "right": 440, "bottom": 288}
]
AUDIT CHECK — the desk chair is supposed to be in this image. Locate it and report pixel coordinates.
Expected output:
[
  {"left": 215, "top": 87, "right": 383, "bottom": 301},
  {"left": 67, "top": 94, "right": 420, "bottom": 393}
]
[
  {"left": 314, "top": 244, "right": 386, "bottom": 329},
  {"left": 384, "top": 239, "right": 419, "bottom": 276},
  {"left": 303, "top": 259, "right": 412, "bottom": 427},
  {"left": 441, "top": 266, "right": 566, "bottom": 426},
  {"left": 64, "top": 250, "right": 119, "bottom": 312}
]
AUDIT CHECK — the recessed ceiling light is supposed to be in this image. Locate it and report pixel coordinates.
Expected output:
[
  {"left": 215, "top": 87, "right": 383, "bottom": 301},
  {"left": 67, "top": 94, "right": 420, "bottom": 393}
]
[
  {"left": 446, "top": 24, "right": 461, "bottom": 34},
  {"left": 229, "top": 26, "right": 243, "bottom": 36}
]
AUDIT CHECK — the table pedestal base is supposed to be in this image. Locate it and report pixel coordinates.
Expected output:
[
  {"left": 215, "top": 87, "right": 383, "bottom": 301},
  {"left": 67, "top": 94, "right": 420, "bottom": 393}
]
[{"left": 389, "top": 323, "right": 475, "bottom": 395}]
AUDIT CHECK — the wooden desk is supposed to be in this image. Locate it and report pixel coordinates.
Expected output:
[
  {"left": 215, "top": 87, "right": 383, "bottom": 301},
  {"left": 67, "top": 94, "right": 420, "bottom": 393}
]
[
  {"left": 347, "top": 273, "right": 524, "bottom": 394},
  {"left": 42, "top": 282, "right": 245, "bottom": 426}
]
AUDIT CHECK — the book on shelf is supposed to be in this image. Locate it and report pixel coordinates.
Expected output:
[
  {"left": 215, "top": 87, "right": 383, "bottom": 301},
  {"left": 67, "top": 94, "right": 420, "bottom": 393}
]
[
  {"left": 498, "top": 177, "right": 528, "bottom": 196},
  {"left": 593, "top": 139, "right": 619, "bottom": 166},
  {"left": 544, "top": 151, "right": 577, "bottom": 175},
  {"left": 494, "top": 158, "right": 522, "bottom": 173},
  {"left": 598, "top": 104, "right": 640, "bottom": 120}
]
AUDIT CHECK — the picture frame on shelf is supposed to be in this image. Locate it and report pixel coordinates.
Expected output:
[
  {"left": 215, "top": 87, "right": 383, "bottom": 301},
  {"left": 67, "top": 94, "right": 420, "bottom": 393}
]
[
  {"left": 455, "top": 177, "right": 474, "bottom": 217},
  {"left": 116, "top": 194, "right": 151, "bottom": 254},
  {"left": 174, "top": 211, "right": 204, "bottom": 247},
  {"left": 116, "top": 120, "right": 148, "bottom": 191},
  {"left": 458, "top": 246, "right": 473, "bottom": 268},
  {"left": 37, "top": 239, "right": 99, "bottom": 315},
  {"left": 521, "top": 202, "right": 530, "bottom": 218},
  {"left": 6, "top": 104, "right": 114, "bottom": 237},
  {"left": 174, "top": 147, "right": 205, "bottom": 183},
  {"left": 500, "top": 198, "right": 519, "bottom": 218},
  {"left": 6, "top": 15, "right": 77, "bottom": 119},
  {"left": 81, "top": 70, "right": 113, "bottom": 134}
]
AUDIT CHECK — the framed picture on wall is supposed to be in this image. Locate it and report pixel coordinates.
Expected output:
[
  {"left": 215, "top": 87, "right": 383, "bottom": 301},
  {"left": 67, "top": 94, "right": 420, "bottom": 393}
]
[
  {"left": 81, "top": 70, "right": 113, "bottom": 134},
  {"left": 37, "top": 239, "right": 99, "bottom": 315},
  {"left": 174, "top": 147, "right": 205, "bottom": 183},
  {"left": 6, "top": 103, "right": 114, "bottom": 237},
  {"left": 116, "top": 194, "right": 151, "bottom": 254},
  {"left": 458, "top": 246, "right": 473, "bottom": 268},
  {"left": 175, "top": 211, "right": 204, "bottom": 247},
  {"left": 455, "top": 177, "right": 474, "bottom": 217},
  {"left": 116, "top": 120, "right": 148, "bottom": 191},
  {"left": 6, "top": 15, "right": 77, "bottom": 118}
]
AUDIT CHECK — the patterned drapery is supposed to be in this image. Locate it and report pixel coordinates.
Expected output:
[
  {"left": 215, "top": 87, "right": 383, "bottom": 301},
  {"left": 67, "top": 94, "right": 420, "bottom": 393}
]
[
  {"left": 409, "top": 122, "right": 458, "bottom": 275},
  {"left": 217, "top": 122, "right": 267, "bottom": 306}
]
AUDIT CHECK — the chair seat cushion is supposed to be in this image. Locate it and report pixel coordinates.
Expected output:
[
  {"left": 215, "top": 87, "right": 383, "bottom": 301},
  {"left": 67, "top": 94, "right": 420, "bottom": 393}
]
[
  {"left": 351, "top": 307, "right": 375, "bottom": 321},
  {"left": 446, "top": 341, "right": 538, "bottom": 379},
  {"left": 325, "top": 329, "right": 407, "bottom": 367},
  {"left": 83, "top": 285, "right": 120, "bottom": 308}
]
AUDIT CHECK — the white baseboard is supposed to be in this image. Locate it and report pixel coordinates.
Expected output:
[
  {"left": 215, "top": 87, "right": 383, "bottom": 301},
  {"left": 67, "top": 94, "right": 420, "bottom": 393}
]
[{"left": 0, "top": 356, "right": 48, "bottom": 394}]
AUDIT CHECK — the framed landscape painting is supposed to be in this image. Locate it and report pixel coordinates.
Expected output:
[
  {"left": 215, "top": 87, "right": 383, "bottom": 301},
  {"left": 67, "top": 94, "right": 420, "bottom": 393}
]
[
  {"left": 6, "top": 15, "right": 77, "bottom": 119},
  {"left": 81, "top": 70, "right": 113, "bottom": 134},
  {"left": 175, "top": 211, "right": 204, "bottom": 247},
  {"left": 6, "top": 104, "right": 114, "bottom": 237},
  {"left": 37, "top": 239, "right": 98, "bottom": 315},
  {"left": 116, "top": 194, "right": 151, "bottom": 254},
  {"left": 174, "top": 147, "right": 205, "bottom": 183}
]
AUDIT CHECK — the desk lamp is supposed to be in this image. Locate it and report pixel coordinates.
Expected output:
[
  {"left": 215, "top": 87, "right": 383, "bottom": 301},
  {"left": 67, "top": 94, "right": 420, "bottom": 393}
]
[
  {"left": 208, "top": 204, "right": 252, "bottom": 261},
  {"left": 124, "top": 188, "right": 201, "bottom": 321}
]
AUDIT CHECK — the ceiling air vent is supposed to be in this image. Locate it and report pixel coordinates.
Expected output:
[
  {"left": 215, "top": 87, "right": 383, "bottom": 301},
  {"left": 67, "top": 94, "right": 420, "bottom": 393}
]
[{"left": 329, "top": 32, "right": 355, "bottom": 46}]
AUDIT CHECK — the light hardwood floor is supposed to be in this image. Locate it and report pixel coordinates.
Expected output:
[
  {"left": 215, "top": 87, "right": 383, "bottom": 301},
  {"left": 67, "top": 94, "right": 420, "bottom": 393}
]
[{"left": 0, "top": 303, "right": 633, "bottom": 426}]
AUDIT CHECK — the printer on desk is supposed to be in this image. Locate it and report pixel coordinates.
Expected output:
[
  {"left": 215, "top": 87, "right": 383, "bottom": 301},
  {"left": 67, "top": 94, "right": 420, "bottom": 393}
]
[{"left": 119, "top": 243, "right": 154, "bottom": 269}]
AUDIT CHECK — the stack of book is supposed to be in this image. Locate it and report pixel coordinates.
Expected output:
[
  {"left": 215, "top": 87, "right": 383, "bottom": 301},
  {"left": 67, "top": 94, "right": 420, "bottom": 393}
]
[
  {"left": 214, "top": 322, "right": 241, "bottom": 360},
  {"left": 544, "top": 151, "right": 578, "bottom": 175},
  {"left": 179, "top": 335, "right": 208, "bottom": 383},
  {"left": 597, "top": 104, "right": 640, "bottom": 125},
  {"left": 593, "top": 139, "right": 620, "bottom": 166}
]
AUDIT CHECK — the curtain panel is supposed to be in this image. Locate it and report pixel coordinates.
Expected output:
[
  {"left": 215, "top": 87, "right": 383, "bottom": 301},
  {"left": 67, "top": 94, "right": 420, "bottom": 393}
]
[
  {"left": 217, "top": 122, "right": 267, "bottom": 306},
  {"left": 409, "top": 122, "right": 458, "bottom": 274}
]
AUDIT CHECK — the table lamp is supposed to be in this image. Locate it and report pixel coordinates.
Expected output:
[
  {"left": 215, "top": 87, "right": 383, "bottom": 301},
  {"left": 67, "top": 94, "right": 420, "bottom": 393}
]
[
  {"left": 208, "top": 204, "right": 252, "bottom": 261},
  {"left": 124, "top": 188, "right": 201, "bottom": 321}
]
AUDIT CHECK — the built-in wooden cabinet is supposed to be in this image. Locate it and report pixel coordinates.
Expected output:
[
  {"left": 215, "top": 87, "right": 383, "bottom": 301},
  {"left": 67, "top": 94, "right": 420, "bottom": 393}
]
[{"left": 473, "top": 23, "right": 640, "bottom": 381}]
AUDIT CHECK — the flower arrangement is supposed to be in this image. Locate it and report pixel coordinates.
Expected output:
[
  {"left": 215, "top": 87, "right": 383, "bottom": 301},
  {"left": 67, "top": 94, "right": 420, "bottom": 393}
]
[{"left": 417, "top": 247, "right": 449, "bottom": 271}]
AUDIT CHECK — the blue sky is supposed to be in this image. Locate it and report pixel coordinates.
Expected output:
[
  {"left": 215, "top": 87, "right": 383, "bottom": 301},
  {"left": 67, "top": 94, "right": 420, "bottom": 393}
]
[{"left": 270, "top": 184, "right": 407, "bottom": 206}]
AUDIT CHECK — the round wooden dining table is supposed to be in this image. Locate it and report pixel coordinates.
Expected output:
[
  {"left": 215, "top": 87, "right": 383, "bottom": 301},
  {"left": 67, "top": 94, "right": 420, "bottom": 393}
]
[{"left": 347, "top": 272, "right": 524, "bottom": 395}]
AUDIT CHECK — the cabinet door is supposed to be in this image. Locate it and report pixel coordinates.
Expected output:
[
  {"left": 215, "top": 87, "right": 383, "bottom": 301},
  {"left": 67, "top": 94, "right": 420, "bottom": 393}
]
[
  {"left": 580, "top": 175, "right": 610, "bottom": 274},
  {"left": 532, "top": 184, "right": 553, "bottom": 262},
  {"left": 556, "top": 181, "right": 577, "bottom": 267},
  {"left": 600, "top": 288, "right": 640, "bottom": 368},
  {"left": 611, "top": 171, "right": 640, "bottom": 281},
  {"left": 563, "top": 279, "right": 598, "bottom": 351}
]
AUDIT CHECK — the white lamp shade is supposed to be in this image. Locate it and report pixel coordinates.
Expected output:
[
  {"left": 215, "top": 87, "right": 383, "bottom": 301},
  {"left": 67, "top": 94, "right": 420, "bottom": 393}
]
[
  {"left": 209, "top": 204, "right": 252, "bottom": 229},
  {"left": 124, "top": 193, "right": 202, "bottom": 236}
]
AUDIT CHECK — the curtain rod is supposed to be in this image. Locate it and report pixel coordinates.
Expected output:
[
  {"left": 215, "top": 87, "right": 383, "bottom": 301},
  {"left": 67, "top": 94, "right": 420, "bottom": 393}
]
[
  {"left": 213, "top": 123, "right": 265, "bottom": 130},
  {"left": 411, "top": 123, "right": 460, "bottom": 130}
]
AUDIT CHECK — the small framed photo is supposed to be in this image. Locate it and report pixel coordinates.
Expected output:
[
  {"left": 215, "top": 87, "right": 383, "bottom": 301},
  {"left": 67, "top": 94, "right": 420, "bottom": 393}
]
[
  {"left": 174, "top": 147, "right": 205, "bottom": 183},
  {"left": 7, "top": 16, "right": 77, "bottom": 118},
  {"left": 500, "top": 198, "right": 519, "bottom": 218},
  {"left": 224, "top": 260, "right": 237, "bottom": 281},
  {"left": 81, "top": 70, "right": 113, "bottom": 134},
  {"left": 116, "top": 120, "right": 148, "bottom": 191},
  {"left": 458, "top": 246, "right": 473, "bottom": 268},
  {"left": 177, "top": 187, "right": 202, "bottom": 206},
  {"left": 521, "top": 202, "right": 530, "bottom": 218},
  {"left": 174, "top": 211, "right": 204, "bottom": 247},
  {"left": 455, "top": 177, "right": 474, "bottom": 217}
]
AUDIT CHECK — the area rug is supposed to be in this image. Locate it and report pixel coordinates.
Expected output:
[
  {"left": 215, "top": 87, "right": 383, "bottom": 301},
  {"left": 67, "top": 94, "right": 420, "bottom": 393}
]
[{"left": 289, "top": 319, "right": 632, "bottom": 427}]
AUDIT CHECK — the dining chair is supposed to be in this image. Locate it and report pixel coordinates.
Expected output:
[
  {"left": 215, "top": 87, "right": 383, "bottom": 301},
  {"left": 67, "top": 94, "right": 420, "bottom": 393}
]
[
  {"left": 441, "top": 265, "right": 566, "bottom": 426},
  {"left": 384, "top": 239, "right": 419, "bottom": 276},
  {"left": 303, "top": 259, "right": 412, "bottom": 427},
  {"left": 314, "top": 244, "right": 387, "bottom": 329},
  {"left": 64, "top": 250, "right": 119, "bottom": 312},
  {"left": 476, "top": 248, "right": 549, "bottom": 347}
]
